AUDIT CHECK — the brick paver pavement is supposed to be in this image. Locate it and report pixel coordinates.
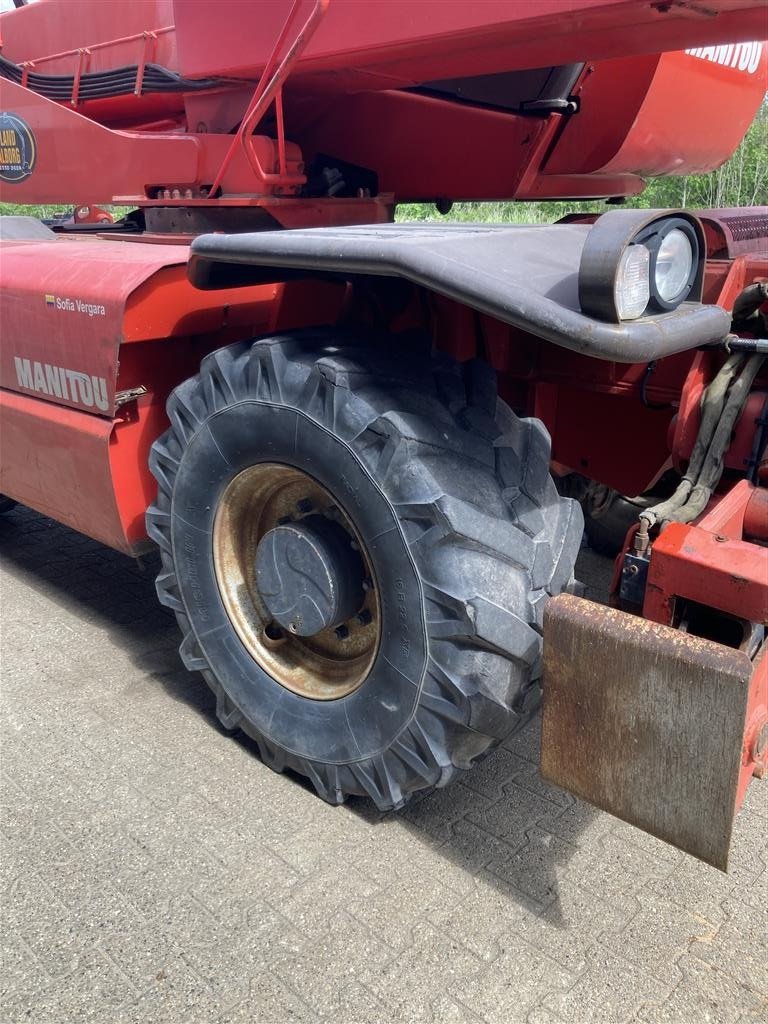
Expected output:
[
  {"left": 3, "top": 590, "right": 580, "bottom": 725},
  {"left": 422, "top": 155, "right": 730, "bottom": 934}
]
[{"left": 1, "top": 505, "right": 766, "bottom": 1023}]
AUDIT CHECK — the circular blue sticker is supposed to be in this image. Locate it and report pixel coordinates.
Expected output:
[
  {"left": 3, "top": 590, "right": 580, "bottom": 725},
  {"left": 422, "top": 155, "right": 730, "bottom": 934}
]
[{"left": 0, "top": 112, "right": 37, "bottom": 184}]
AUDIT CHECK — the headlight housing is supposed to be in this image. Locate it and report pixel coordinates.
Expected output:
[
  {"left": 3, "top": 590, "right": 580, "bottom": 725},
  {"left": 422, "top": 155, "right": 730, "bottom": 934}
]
[{"left": 579, "top": 210, "right": 704, "bottom": 323}]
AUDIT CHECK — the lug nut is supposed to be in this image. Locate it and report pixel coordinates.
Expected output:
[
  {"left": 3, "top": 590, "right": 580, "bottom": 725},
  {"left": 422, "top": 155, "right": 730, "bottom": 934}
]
[
  {"left": 297, "top": 498, "right": 313, "bottom": 513},
  {"left": 335, "top": 624, "right": 349, "bottom": 640},
  {"left": 362, "top": 578, "right": 373, "bottom": 592},
  {"left": 355, "top": 609, "right": 372, "bottom": 626}
]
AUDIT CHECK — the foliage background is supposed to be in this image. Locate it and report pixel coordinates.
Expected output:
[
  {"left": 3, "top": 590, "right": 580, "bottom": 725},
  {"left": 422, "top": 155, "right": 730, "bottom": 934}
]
[{"left": 1, "top": 101, "right": 765, "bottom": 224}]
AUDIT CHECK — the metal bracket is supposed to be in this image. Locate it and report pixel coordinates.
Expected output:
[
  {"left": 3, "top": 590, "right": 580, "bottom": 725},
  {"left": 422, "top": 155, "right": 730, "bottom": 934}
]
[
  {"left": 115, "top": 385, "right": 148, "bottom": 407},
  {"left": 619, "top": 551, "right": 649, "bottom": 606}
]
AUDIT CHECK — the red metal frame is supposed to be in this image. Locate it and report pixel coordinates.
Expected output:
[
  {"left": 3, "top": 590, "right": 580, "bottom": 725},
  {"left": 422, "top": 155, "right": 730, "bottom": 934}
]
[
  {"left": 15, "top": 26, "right": 176, "bottom": 107},
  {"left": 642, "top": 482, "right": 768, "bottom": 802},
  {"left": 644, "top": 483, "right": 768, "bottom": 628},
  {"left": 207, "top": 0, "right": 328, "bottom": 198},
  {"left": 2, "top": 1, "right": 765, "bottom": 206}
]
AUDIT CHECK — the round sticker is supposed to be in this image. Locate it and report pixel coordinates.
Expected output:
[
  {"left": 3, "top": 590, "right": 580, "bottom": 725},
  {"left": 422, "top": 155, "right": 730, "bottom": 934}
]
[{"left": 0, "top": 112, "right": 37, "bottom": 184}]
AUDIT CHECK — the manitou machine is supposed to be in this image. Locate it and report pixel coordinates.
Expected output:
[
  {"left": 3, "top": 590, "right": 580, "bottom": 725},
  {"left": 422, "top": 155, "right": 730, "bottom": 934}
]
[{"left": 1, "top": 0, "right": 766, "bottom": 870}]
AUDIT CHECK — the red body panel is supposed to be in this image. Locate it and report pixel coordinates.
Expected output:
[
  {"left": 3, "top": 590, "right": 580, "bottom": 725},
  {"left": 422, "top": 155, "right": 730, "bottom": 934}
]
[
  {"left": 172, "top": 1, "right": 768, "bottom": 83},
  {"left": 0, "top": 238, "right": 186, "bottom": 414},
  {"left": 547, "top": 49, "right": 766, "bottom": 178},
  {"left": 0, "top": 232, "right": 353, "bottom": 551},
  {"left": 1, "top": 2, "right": 765, "bottom": 203},
  {"left": 4, "top": 1, "right": 765, "bottom": 86},
  {"left": 0, "top": 236, "right": 269, "bottom": 550},
  {"left": 0, "top": 390, "right": 122, "bottom": 547}
]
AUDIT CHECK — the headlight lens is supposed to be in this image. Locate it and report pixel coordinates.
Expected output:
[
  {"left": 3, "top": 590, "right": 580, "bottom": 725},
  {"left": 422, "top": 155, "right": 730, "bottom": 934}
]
[
  {"left": 654, "top": 227, "right": 694, "bottom": 303},
  {"left": 614, "top": 244, "right": 650, "bottom": 320},
  {"left": 578, "top": 210, "right": 703, "bottom": 323}
]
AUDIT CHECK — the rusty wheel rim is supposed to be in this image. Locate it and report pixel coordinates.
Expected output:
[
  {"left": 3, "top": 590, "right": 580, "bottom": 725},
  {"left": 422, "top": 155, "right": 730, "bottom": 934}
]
[{"left": 212, "top": 463, "right": 380, "bottom": 700}]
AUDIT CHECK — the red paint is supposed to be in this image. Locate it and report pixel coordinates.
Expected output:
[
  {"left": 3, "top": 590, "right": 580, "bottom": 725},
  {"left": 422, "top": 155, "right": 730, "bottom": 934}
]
[
  {"left": 1, "top": 1, "right": 765, "bottom": 204},
  {"left": 642, "top": 482, "right": 768, "bottom": 806}
]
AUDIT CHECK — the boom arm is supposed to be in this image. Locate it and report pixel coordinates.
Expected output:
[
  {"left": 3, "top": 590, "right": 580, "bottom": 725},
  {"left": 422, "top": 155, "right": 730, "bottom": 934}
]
[{"left": 0, "top": 0, "right": 766, "bottom": 208}]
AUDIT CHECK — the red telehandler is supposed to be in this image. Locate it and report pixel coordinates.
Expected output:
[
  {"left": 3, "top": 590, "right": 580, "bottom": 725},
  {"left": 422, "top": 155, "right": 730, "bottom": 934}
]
[{"left": 1, "top": 0, "right": 766, "bottom": 871}]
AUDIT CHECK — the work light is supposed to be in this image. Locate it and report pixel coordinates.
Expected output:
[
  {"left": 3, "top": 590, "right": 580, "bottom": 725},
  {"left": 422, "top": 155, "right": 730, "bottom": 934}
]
[{"left": 579, "top": 210, "right": 704, "bottom": 323}]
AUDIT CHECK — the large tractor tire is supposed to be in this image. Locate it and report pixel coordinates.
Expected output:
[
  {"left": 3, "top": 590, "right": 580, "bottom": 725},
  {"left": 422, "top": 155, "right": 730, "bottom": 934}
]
[{"left": 147, "top": 331, "right": 582, "bottom": 809}]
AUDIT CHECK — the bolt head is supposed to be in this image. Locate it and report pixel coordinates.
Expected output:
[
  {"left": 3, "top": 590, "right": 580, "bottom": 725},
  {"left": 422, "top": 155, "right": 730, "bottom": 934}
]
[
  {"left": 335, "top": 624, "right": 349, "bottom": 640},
  {"left": 297, "top": 498, "right": 313, "bottom": 514}
]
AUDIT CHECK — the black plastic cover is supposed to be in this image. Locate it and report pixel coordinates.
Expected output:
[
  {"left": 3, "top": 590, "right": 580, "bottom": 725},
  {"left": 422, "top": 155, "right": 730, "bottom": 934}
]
[{"left": 189, "top": 222, "right": 730, "bottom": 363}]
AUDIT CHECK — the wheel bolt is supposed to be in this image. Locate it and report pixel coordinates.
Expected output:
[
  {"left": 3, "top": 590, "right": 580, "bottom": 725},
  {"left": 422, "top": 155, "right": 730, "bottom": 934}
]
[
  {"left": 362, "top": 577, "right": 373, "bottom": 592},
  {"left": 335, "top": 624, "right": 349, "bottom": 640},
  {"left": 297, "top": 498, "right": 313, "bottom": 513},
  {"left": 355, "top": 609, "right": 372, "bottom": 626}
]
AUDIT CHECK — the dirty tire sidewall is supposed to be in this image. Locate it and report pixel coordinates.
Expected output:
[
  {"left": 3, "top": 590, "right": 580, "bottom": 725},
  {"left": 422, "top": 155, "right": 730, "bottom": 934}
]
[
  {"left": 170, "top": 400, "right": 426, "bottom": 764},
  {"left": 148, "top": 331, "right": 584, "bottom": 809}
]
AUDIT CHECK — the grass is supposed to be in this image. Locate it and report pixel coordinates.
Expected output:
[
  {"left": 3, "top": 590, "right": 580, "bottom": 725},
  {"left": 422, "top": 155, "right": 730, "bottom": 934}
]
[{"left": 0, "top": 203, "right": 73, "bottom": 220}]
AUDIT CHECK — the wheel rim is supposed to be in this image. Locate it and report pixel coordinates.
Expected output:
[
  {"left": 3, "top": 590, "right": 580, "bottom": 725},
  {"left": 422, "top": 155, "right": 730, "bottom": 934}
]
[{"left": 212, "top": 463, "right": 380, "bottom": 700}]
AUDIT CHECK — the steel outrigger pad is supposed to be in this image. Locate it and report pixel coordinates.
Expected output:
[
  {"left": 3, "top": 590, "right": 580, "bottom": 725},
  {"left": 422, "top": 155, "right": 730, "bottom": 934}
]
[{"left": 541, "top": 594, "right": 765, "bottom": 871}]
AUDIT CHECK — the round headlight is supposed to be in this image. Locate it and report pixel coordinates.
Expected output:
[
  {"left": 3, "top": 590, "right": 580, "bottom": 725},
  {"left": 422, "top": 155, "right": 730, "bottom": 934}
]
[
  {"left": 614, "top": 244, "right": 650, "bottom": 320},
  {"left": 578, "top": 210, "right": 704, "bottom": 323},
  {"left": 654, "top": 228, "right": 694, "bottom": 303}
]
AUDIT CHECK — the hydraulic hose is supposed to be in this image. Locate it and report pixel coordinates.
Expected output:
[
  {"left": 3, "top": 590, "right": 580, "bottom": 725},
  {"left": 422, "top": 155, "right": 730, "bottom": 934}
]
[
  {"left": 675, "top": 353, "right": 765, "bottom": 524},
  {"left": 639, "top": 352, "right": 745, "bottom": 529},
  {"left": 639, "top": 353, "right": 765, "bottom": 538}
]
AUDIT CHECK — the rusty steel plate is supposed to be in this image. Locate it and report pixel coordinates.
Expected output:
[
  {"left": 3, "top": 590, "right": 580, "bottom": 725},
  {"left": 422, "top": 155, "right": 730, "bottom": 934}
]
[{"left": 541, "top": 594, "right": 753, "bottom": 871}]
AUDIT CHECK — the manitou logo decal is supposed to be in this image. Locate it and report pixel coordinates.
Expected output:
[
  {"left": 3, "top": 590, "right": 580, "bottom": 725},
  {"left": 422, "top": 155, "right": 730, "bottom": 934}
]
[
  {"left": 685, "top": 41, "right": 763, "bottom": 75},
  {"left": 44, "top": 294, "right": 106, "bottom": 317},
  {"left": 14, "top": 357, "right": 109, "bottom": 412}
]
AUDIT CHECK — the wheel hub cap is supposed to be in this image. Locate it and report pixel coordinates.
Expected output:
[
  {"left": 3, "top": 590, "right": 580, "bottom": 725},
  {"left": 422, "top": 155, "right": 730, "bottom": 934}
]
[
  {"left": 212, "top": 463, "right": 380, "bottom": 700},
  {"left": 255, "top": 516, "right": 364, "bottom": 637}
]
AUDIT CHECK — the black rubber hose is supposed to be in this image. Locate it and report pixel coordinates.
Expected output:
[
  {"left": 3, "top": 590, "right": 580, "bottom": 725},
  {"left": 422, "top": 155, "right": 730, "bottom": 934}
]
[
  {"left": 640, "top": 352, "right": 744, "bottom": 527},
  {"left": 0, "top": 54, "right": 220, "bottom": 100},
  {"left": 676, "top": 353, "right": 765, "bottom": 523}
]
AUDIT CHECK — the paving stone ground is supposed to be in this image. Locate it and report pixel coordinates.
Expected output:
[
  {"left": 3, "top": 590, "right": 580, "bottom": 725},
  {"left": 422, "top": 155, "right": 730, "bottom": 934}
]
[{"left": 0, "top": 504, "right": 766, "bottom": 1024}]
